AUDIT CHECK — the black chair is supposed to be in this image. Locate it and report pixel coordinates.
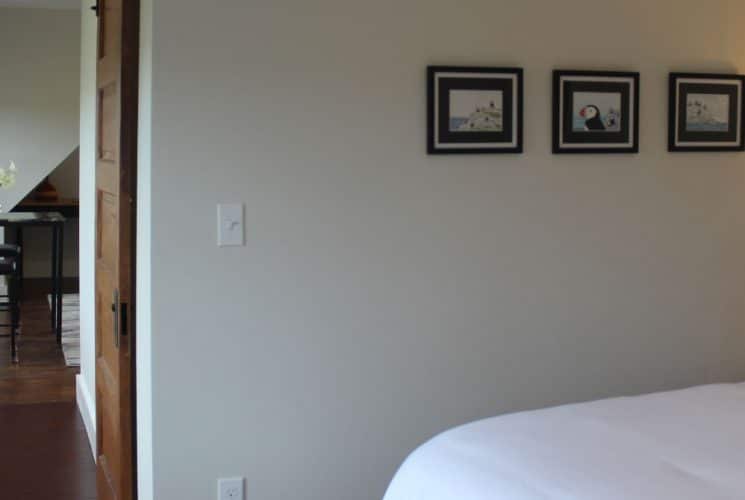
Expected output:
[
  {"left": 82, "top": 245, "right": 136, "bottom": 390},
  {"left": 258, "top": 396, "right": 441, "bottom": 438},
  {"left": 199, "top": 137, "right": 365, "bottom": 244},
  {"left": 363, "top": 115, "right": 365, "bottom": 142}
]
[{"left": 0, "top": 244, "right": 21, "bottom": 363}]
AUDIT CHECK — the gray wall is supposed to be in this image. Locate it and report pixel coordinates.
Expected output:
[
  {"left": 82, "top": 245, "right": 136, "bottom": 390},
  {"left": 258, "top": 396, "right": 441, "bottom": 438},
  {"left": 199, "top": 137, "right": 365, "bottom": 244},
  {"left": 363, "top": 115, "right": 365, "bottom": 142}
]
[
  {"left": 0, "top": 7, "right": 80, "bottom": 277},
  {"left": 141, "top": 1, "right": 745, "bottom": 499}
]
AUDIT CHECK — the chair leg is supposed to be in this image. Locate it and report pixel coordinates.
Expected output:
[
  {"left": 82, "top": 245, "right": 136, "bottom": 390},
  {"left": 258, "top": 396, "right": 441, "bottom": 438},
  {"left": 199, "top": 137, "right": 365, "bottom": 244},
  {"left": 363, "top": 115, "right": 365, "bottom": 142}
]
[
  {"left": 10, "top": 273, "right": 19, "bottom": 364},
  {"left": 15, "top": 227, "right": 24, "bottom": 299}
]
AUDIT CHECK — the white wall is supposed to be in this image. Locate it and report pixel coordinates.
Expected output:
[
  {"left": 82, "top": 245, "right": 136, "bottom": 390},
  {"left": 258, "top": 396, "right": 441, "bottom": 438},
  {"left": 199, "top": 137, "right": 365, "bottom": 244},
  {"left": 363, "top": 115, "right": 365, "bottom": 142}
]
[
  {"left": 76, "top": 0, "right": 97, "bottom": 456},
  {"left": 142, "top": 1, "right": 745, "bottom": 499},
  {"left": 0, "top": 7, "right": 79, "bottom": 209},
  {"left": 0, "top": 7, "right": 80, "bottom": 277}
]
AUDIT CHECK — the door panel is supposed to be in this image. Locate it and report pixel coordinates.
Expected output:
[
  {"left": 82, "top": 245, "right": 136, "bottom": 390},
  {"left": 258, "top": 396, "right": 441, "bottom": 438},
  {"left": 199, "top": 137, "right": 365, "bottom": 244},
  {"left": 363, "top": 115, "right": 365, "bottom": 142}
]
[
  {"left": 98, "top": 84, "right": 119, "bottom": 162},
  {"left": 94, "top": 0, "right": 138, "bottom": 498}
]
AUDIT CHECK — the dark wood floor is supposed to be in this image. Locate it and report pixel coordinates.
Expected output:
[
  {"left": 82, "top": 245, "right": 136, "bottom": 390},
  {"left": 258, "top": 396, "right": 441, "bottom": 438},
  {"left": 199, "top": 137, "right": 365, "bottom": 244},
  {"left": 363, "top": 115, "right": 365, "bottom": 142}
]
[
  {"left": 0, "top": 279, "right": 79, "bottom": 405},
  {"left": 0, "top": 278, "right": 96, "bottom": 500},
  {"left": 0, "top": 403, "right": 97, "bottom": 499}
]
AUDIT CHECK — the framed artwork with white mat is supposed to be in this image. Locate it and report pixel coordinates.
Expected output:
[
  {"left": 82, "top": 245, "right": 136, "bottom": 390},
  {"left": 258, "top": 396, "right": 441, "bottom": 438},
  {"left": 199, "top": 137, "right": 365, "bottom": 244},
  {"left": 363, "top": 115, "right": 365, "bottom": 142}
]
[
  {"left": 553, "top": 70, "right": 640, "bottom": 154},
  {"left": 427, "top": 66, "right": 523, "bottom": 154},
  {"left": 668, "top": 72, "right": 745, "bottom": 152}
]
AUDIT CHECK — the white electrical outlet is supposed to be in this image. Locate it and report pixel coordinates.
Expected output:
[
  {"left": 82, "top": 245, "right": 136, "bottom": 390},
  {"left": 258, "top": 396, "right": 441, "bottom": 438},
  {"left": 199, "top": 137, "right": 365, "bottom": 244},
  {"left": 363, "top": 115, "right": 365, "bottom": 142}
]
[{"left": 218, "top": 477, "right": 244, "bottom": 500}]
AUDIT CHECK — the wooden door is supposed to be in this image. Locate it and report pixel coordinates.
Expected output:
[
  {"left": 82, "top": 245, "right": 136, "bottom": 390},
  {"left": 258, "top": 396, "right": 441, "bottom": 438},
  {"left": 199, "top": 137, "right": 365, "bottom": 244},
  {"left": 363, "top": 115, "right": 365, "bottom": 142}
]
[{"left": 95, "top": 0, "right": 139, "bottom": 499}]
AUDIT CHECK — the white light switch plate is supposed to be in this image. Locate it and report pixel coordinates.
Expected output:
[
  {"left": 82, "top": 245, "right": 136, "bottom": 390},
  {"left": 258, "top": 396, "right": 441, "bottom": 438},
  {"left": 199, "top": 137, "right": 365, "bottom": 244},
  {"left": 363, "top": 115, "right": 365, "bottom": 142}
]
[
  {"left": 218, "top": 477, "right": 244, "bottom": 500},
  {"left": 217, "top": 203, "right": 244, "bottom": 247}
]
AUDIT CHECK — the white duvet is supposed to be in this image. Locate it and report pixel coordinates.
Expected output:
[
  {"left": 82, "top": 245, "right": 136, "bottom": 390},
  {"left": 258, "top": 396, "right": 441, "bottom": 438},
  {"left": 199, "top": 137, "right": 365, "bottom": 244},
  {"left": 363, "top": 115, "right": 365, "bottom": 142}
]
[{"left": 383, "top": 383, "right": 745, "bottom": 500}]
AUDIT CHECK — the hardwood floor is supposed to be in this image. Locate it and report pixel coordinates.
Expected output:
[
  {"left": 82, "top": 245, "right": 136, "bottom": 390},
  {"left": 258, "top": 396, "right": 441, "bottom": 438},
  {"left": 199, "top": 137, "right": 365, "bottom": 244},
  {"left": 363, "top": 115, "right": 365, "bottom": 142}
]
[
  {"left": 0, "top": 403, "right": 97, "bottom": 500},
  {"left": 0, "top": 278, "right": 96, "bottom": 499},
  {"left": 0, "top": 278, "right": 79, "bottom": 404}
]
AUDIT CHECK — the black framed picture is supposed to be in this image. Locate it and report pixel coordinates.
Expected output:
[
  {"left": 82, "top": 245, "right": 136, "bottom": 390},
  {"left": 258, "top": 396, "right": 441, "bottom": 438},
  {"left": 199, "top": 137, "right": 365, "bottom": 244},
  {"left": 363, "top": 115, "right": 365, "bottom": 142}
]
[
  {"left": 552, "top": 70, "right": 640, "bottom": 154},
  {"left": 668, "top": 73, "right": 745, "bottom": 152},
  {"left": 427, "top": 66, "right": 523, "bottom": 154}
]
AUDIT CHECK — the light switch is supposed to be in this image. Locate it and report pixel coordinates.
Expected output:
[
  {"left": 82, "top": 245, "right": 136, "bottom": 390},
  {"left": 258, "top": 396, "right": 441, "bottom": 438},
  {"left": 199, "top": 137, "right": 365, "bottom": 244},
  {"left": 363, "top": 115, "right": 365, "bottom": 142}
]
[{"left": 217, "top": 203, "right": 244, "bottom": 247}]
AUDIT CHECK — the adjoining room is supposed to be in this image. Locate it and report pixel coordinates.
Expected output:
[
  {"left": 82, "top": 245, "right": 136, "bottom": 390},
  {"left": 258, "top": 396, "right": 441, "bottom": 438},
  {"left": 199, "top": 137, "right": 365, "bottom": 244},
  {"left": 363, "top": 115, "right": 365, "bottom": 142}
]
[{"left": 0, "top": 4, "right": 91, "bottom": 499}]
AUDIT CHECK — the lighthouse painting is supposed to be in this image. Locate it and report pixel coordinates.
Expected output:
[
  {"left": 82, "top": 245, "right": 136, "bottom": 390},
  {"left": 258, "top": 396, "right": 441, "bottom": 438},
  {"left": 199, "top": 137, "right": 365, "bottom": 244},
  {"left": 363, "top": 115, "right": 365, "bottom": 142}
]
[
  {"left": 427, "top": 66, "right": 523, "bottom": 154},
  {"left": 449, "top": 90, "right": 504, "bottom": 132},
  {"left": 685, "top": 94, "right": 730, "bottom": 132},
  {"left": 668, "top": 73, "right": 745, "bottom": 152}
]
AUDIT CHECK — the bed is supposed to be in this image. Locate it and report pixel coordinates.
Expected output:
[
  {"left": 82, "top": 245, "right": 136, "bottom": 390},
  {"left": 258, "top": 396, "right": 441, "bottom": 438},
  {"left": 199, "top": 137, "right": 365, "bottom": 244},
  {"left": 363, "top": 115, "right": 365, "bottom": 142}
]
[{"left": 383, "top": 383, "right": 745, "bottom": 500}]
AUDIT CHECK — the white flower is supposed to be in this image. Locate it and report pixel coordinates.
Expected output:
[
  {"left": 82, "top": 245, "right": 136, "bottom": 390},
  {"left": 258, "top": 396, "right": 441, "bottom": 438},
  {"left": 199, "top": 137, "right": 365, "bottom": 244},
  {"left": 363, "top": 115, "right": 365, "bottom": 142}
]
[{"left": 0, "top": 161, "right": 17, "bottom": 189}]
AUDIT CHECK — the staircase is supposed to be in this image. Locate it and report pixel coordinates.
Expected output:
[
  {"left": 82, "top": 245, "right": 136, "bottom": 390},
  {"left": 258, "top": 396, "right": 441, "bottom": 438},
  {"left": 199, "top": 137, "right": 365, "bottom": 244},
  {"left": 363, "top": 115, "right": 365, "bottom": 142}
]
[{"left": 0, "top": 147, "right": 79, "bottom": 214}]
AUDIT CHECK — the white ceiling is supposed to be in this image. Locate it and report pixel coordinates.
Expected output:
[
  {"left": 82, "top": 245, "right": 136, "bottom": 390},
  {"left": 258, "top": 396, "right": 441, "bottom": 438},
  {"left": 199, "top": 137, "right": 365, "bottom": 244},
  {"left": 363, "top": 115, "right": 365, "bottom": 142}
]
[{"left": 0, "top": 0, "right": 80, "bottom": 9}]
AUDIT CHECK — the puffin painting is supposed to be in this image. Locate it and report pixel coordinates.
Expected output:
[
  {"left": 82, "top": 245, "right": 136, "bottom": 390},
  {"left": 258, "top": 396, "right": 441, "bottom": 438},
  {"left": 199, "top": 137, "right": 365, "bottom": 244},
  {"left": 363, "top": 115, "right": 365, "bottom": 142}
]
[{"left": 580, "top": 105, "right": 605, "bottom": 131}]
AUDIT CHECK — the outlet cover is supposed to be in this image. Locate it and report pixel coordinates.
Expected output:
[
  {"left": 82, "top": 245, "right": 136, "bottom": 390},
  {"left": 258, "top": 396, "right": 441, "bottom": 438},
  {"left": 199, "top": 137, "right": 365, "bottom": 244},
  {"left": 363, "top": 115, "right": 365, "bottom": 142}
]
[{"left": 218, "top": 477, "right": 244, "bottom": 500}]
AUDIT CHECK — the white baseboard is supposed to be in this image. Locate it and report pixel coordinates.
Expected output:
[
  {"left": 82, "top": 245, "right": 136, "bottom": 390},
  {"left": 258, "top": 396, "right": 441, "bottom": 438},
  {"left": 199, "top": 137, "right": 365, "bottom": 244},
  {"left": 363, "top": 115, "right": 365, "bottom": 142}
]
[{"left": 76, "top": 374, "right": 96, "bottom": 460}]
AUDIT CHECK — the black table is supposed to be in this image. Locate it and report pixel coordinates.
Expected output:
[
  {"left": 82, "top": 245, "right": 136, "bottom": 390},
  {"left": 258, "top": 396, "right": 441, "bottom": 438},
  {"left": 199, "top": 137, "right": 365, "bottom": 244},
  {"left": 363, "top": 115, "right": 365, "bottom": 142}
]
[
  {"left": 0, "top": 212, "right": 65, "bottom": 343},
  {"left": 12, "top": 198, "right": 80, "bottom": 218}
]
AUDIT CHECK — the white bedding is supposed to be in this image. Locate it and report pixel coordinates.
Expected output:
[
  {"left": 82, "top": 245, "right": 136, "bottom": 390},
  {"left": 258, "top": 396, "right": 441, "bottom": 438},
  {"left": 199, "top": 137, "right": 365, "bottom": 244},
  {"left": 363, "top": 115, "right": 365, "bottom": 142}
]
[{"left": 383, "top": 383, "right": 745, "bottom": 500}]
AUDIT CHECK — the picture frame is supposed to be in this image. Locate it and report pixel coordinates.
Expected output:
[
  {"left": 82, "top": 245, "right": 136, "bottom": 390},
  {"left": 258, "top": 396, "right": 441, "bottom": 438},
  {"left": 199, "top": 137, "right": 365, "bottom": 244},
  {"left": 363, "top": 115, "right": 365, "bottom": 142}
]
[
  {"left": 552, "top": 70, "right": 640, "bottom": 154},
  {"left": 427, "top": 66, "right": 523, "bottom": 154},
  {"left": 668, "top": 72, "right": 745, "bottom": 152}
]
